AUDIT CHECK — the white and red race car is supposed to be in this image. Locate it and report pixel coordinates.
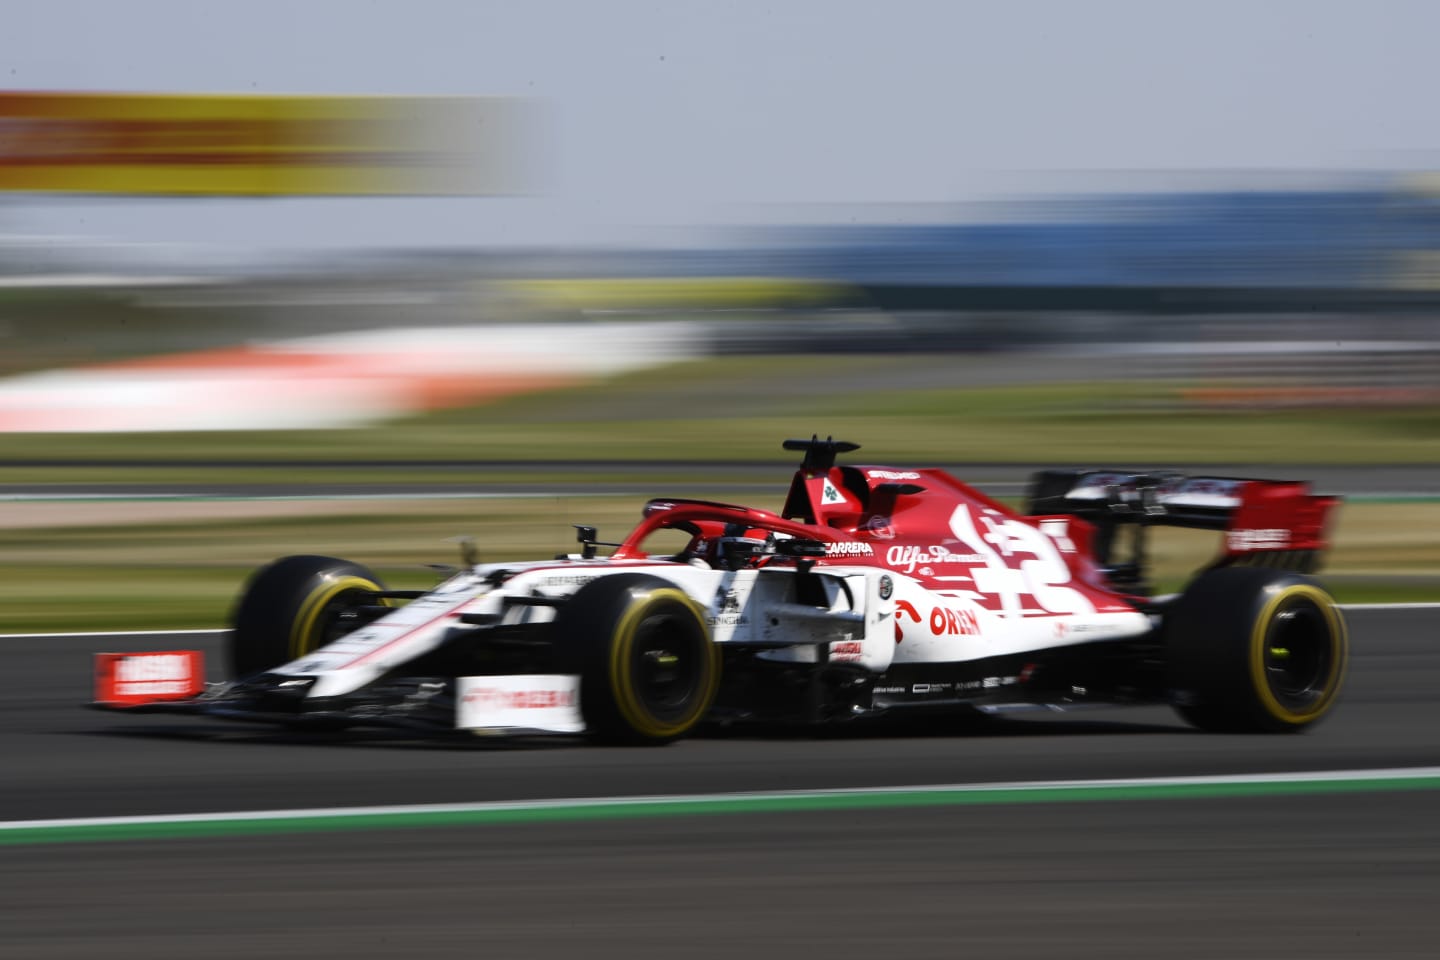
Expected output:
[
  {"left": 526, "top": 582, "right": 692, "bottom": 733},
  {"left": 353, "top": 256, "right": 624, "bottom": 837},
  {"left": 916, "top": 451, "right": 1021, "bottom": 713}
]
[{"left": 95, "top": 438, "right": 1348, "bottom": 742}]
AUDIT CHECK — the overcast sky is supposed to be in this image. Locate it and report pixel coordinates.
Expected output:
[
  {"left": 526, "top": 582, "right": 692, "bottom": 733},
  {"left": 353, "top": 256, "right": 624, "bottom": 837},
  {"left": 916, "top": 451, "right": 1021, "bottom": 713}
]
[{"left": 5, "top": 0, "right": 1440, "bottom": 250}]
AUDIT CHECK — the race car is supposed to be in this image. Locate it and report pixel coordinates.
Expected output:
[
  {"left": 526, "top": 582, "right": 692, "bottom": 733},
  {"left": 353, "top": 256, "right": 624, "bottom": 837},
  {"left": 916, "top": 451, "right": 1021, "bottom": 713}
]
[{"left": 94, "top": 437, "right": 1349, "bottom": 743}]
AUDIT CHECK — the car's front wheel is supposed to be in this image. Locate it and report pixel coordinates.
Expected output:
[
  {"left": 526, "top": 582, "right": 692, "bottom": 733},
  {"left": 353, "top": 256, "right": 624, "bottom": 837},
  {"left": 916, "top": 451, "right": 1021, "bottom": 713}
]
[
  {"left": 553, "top": 574, "right": 720, "bottom": 744},
  {"left": 229, "top": 555, "right": 389, "bottom": 679}
]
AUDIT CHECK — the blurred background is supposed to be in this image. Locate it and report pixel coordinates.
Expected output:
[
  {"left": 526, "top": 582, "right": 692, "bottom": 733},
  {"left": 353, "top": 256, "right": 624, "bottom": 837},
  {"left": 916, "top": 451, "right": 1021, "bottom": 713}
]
[
  {"left": 8, "top": 7, "right": 1440, "bottom": 960},
  {"left": 3, "top": 0, "right": 1440, "bottom": 624}
]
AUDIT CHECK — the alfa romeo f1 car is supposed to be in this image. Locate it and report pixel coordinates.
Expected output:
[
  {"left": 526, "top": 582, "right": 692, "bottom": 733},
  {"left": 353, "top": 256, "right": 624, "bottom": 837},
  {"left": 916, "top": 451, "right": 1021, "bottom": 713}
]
[{"left": 95, "top": 438, "right": 1348, "bottom": 742}]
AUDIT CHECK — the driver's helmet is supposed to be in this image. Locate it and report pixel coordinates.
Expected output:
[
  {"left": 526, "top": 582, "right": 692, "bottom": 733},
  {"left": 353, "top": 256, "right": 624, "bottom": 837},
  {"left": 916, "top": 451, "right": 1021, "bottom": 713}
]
[{"left": 713, "top": 523, "right": 772, "bottom": 569}]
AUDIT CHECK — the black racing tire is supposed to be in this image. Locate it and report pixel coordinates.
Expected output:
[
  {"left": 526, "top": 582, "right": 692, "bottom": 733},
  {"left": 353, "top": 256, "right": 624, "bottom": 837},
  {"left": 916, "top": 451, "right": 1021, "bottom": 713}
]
[
  {"left": 228, "top": 555, "right": 388, "bottom": 679},
  {"left": 1165, "top": 566, "right": 1348, "bottom": 733},
  {"left": 553, "top": 574, "right": 720, "bottom": 745}
]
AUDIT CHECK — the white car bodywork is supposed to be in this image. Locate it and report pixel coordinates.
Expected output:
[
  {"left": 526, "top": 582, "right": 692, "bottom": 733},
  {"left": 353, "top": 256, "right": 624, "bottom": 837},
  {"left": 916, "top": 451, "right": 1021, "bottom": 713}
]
[{"left": 272, "top": 548, "right": 1151, "bottom": 723}]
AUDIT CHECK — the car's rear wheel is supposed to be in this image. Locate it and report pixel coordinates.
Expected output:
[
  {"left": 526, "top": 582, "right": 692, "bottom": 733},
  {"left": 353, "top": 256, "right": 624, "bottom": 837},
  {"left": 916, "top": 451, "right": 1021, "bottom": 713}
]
[
  {"left": 554, "top": 574, "right": 720, "bottom": 744},
  {"left": 229, "top": 555, "right": 388, "bottom": 679},
  {"left": 1166, "top": 566, "right": 1347, "bottom": 732}
]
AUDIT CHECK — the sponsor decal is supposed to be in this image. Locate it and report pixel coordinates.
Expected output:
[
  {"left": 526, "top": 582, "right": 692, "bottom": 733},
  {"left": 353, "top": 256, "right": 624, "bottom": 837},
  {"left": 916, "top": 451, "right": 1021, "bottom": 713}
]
[
  {"left": 929, "top": 605, "right": 981, "bottom": 637},
  {"left": 114, "top": 654, "right": 192, "bottom": 683},
  {"left": 948, "top": 676, "right": 1019, "bottom": 692},
  {"left": 824, "top": 542, "right": 874, "bottom": 558},
  {"left": 820, "top": 478, "right": 846, "bottom": 504},
  {"left": 714, "top": 587, "right": 742, "bottom": 613},
  {"left": 709, "top": 587, "right": 749, "bottom": 627},
  {"left": 1177, "top": 478, "right": 1241, "bottom": 497},
  {"left": 878, "top": 575, "right": 894, "bottom": 600},
  {"left": 952, "top": 676, "right": 1019, "bottom": 692},
  {"left": 540, "top": 575, "right": 598, "bottom": 588},
  {"left": 885, "top": 544, "right": 986, "bottom": 574},
  {"left": 113, "top": 682, "right": 193, "bottom": 696},
  {"left": 462, "top": 687, "right": 577, "bottom": 710},
  {"left": 94, "top": 650, "right": 204, "bottom": 704},
  {"left": 1227, "top": 528, "right": 1291, "bottom": 551},
  {"left": 1067, "top": 473, "right": 1132, "bottom": 498},
  {"left": 895, "top": 598, "right": 922, "bottom": 642},
  {"left": 864, "top": 515, "right": 896, "bottom": 540},
  {"left": 829, "top": 640, "right": 864, "bottom": 662},
  {"left": 455, "top": 675, "right": 584, "bottom": 733},
  {"left": 1068, "top": 474, "right": 1244, "bottom": 508},
  {"left": 866, "top": 470, "right": 922, "bottom": 481},
  {"left": 1164, "top": 478, "right": 1245, "bottom": 509},
  {"left": 897, "top": 599, "right": 981, "bottom": 641}
]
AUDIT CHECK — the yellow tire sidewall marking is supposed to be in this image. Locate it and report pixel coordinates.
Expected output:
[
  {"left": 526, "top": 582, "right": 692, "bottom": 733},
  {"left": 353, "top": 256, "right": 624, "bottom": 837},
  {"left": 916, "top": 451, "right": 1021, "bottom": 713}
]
[
  {"left": 1248, "top": 583, "right": 1348, "bottom": 725},
  {"left": 289, "top": 575, "right": 385, "bottom": 663},
  {"left": 608, "top": 587, "right": 716, "bottom": 740}
]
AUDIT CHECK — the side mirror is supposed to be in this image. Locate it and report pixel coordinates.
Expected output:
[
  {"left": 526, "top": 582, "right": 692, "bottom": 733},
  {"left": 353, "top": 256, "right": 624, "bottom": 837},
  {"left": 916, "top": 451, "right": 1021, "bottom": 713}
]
[{"left": 572, "top": 524, "right": 622, "bottom": 560}]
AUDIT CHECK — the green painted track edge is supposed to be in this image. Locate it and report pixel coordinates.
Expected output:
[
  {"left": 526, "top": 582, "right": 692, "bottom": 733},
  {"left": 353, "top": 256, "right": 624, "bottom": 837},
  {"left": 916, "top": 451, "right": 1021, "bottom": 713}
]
[{"left": 5, "top": 774, "right": 1440, "bottom": 847}]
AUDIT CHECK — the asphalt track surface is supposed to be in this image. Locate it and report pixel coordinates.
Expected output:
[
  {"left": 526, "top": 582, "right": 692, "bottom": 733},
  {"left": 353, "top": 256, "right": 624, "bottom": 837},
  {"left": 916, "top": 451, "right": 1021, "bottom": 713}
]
[{"left": 4, "top": 607, "right": 1440, "bottom": 958}]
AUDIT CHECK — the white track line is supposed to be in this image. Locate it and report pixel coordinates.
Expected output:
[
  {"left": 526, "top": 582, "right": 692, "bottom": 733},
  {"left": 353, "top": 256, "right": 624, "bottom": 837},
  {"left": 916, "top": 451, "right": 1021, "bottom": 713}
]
[
  {"left": 1338, "top": 602, "right": 1440, "bottom": 611},
  {"left": 0, "top": 628, "right": 228, "bottom": 640}
]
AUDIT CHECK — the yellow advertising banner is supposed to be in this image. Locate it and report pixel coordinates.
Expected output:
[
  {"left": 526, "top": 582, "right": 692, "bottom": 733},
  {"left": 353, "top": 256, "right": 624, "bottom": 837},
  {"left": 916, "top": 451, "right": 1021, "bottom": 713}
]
[{"left": 0, "top": 92, "right": 533, "bottom": 195}]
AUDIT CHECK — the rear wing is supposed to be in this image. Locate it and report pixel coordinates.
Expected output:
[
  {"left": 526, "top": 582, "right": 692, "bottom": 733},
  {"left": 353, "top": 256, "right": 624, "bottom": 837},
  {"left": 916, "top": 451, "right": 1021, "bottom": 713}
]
[{"left": 1025, "top": 470, "right": 1341, "bottom": 581}]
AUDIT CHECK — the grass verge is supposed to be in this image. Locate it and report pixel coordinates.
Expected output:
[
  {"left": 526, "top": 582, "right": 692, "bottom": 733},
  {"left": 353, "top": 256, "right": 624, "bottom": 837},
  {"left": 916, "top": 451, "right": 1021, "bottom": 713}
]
[{"left": 1, "top": 497, "right": 1435, "bottom": 634}]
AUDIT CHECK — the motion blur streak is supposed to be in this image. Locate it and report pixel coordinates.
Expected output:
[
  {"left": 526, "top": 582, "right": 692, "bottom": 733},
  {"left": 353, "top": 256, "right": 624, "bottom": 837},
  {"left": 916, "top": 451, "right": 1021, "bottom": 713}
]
[
  {"left": 0, "top": 322, "right": 700, "bottom": 431},
  {"left": 0, "top": 91, "right": 535, "bottom": 196}
]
